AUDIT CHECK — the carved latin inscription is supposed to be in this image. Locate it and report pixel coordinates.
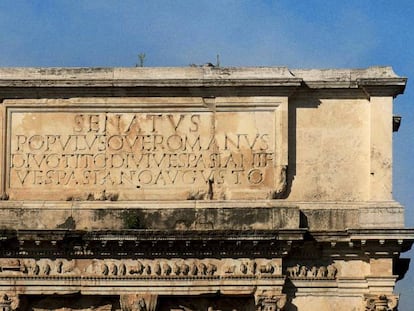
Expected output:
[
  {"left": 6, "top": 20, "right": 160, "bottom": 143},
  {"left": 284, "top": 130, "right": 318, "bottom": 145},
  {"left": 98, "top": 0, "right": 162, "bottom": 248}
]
[{"left": 6, "top": 101, "right": 287, "bottom": 200}]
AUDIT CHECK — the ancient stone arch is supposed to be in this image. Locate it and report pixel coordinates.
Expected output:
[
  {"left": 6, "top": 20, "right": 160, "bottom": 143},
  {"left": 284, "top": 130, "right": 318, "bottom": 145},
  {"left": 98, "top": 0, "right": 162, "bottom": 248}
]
[{"left": 0, "top": 66, "right": 410, "bottom": 311}]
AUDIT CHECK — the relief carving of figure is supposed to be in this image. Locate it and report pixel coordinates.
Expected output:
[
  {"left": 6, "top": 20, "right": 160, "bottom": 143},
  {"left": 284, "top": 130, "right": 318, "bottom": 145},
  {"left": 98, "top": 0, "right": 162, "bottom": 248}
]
[
  {"left": 240, "top": 262, "right": 248, "bottom": 275},
  {"left": 298, "top": 266, "right": 307, "bottom": 278},
  {"left": 101, "top": 262, "right": 109, "bottom": 275},
  {"left": 206, "top": 263, "right": 217, "bottom": 276},
  {"left": 55, "top": 260, "right": 63, "bottom": 274},
  {"left": 248, "top": 260, "right": 257, "bottom": 275},
  {"left": 272, "top": 262, "right": 281, "bottom": 275},
  {"left": 180, "top": 263, "right": 190, "bottom": 276},
  {"left": 327, "top": 264, "right": 337, "bottom": 278},
  {"left": 109, "top": 262, "right": 118, "bottom": 276},
  {"left": 153, "top": 261, "right": 161, "bottom": 276},
  {"left": 62, "top": 259, "right": 78, "bottom": 274},
  {"left": 129, "top": 261, "right": 145, "bottom": 275},
  {"left": 259, "top": 262, "right": 274, "bottom": 274},
  {"left": 189, "top": 262, "right": 198, "bottom": 276},
  {"left": 23, "top": 260, "right": 38, "bottom": 275},
  {"left": 308, "top": 266, "right": 318, "bottom": 278},
  {"left": 316, "top": 266, "right": 327, "bottom": 278},
  {"left": 118, "top": 262, "right": 127, "bottom": 276},
  {"left": 286, "top": 264, "right": 300, "bottom": 277},
  {"left": 39, "top": 260, "right": 51, "bottom": 276},
  {"left": 173, "top": 262, "right": 181, "bottom": 275},
  {"left": 51, "top": 260, "right": 65, "bottom": 275},
  {"left": 162, "top": 263, "right": 172, "bottom": 276},
  {"left": 86, "top": 259, "right": 108, "bottom": 275},
  {"left": 198, "top": 262, "right": 207, "bottom": 275},
  {"left": 144, "top": 264, "right": 151, "bottom": 275}
]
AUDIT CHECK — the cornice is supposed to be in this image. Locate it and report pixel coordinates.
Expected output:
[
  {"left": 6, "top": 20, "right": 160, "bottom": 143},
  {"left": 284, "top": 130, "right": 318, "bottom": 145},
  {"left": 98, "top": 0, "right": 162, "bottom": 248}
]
[
  {"left": 0, "top": 66, "right": 406, "bottom": 98},
  {"left": 0, "top": 228, "right": 411, "bottom": 259}
]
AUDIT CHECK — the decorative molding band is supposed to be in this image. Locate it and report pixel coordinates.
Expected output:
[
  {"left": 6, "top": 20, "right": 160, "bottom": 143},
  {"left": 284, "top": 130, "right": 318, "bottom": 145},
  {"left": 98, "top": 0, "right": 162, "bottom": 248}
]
[
  {"left": 286, "top": 264, "right": 338, "bottom": 280},
  {"left": 0, "top": 258, "right": 284, "bottom": 279}
]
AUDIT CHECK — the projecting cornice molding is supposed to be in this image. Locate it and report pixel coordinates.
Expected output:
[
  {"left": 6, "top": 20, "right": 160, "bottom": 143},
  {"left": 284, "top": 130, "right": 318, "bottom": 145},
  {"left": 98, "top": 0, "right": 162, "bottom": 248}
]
[
  {"left": 0, "top": 66, "right": 406, "bottom": 98},
  {"left": 0, "top": 228, "right": 411, "bottom": 259}
]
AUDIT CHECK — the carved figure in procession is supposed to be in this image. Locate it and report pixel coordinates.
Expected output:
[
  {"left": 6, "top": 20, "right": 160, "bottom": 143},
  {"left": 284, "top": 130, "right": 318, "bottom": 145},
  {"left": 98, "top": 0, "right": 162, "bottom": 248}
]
[
  {"left": 162, "top": 263, "right": 172, "bottom": 276},
  {"left": 240, "top": 262, "right": 248, "bottom": 274},
  {"left": 198, "top": 262, "right": 207, "bottom": 275},
  {"left": 316, "top": 266, "right": 327, "bottom": 278},
  {"left": 129, "top": 261, "right": 145, "bottom": 275},
  {"left": 286, "top": 264, "right": 300, "bottom": 277},
  {"left": 181, "top": 263, "right": 190, "bottom": 276},
  {"left": 298, "top": 266, "right": 307, "bottom": 278},
  {"left": 327, "top": 264, "right": 337, "bottom": 278},
  {"left": 153, "top": 261, "right": 161, "bottom": 276},
  {"left": 189, "top": 262, "right": 198, "bottom": 276},
  {"left": 206, "top": 263, "right": 217, "bottom": 276}
]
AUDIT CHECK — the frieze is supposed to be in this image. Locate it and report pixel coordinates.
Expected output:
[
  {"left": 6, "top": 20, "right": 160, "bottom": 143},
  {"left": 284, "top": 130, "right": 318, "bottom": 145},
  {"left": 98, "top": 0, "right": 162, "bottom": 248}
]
[
  {"left": 23, "top": 259, "right": 80, "bottom": 276},
  {"left": 0, "top": 258, "right": 284, "bottom": 279},
  {"left": 285, "top": 264, "right": 337, "bottom": 279}
]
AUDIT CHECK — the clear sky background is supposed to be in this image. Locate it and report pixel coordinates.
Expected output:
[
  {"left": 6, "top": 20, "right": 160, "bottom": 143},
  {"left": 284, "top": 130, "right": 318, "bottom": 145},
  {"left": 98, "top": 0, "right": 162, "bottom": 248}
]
[{"left": 0, "top": 0, "right": 413, "bottom": 309}]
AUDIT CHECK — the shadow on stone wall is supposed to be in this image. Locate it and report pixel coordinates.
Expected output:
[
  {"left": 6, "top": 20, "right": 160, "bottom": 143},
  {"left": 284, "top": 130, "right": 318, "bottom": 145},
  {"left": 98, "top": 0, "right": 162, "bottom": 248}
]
[
  {"left": 157, "top": 295, "right": 255, "bottom": 311},
  {"left": 20, "top": 294, "right": 121, "bottom": 311}
]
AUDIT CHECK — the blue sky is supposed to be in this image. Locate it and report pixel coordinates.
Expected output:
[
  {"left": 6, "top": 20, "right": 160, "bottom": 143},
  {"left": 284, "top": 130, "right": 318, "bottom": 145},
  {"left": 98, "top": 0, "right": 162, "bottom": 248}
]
[{"left": 1, "top": 0, "right": 414, "bottom": 309}]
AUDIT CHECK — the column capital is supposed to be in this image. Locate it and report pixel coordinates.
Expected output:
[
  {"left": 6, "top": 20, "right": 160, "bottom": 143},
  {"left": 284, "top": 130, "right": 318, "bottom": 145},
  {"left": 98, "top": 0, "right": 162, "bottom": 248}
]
[
  {"left": 120, "top": 294, "right": 158, "bottom": 311},
  {"left": 0, "top": 293, "right": 19, "bottom": 311},
  {"left": 364, "top": 294, "right": 398, "bottom": 311},
  {"left": 255, "top": 290, "right": 287, "bottom": 311}
]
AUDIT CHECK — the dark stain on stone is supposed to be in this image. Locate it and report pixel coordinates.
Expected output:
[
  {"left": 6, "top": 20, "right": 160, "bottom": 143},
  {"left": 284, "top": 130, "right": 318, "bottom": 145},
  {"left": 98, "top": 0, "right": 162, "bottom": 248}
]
[
  {"left": 56, "top": 216, "right": 76, "bottom": 229},
  {"left": 94, "top": 209, "right": 109, "bottom": 220},
  {"left": 121, "top": 210, "right": 144, "bottom": 229}
]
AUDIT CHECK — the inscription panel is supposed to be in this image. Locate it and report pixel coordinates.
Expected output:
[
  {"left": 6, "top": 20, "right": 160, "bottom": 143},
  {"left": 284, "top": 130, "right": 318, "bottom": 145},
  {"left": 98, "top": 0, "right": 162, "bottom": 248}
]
[{"left": 4, "top": 98, "right": 287, "bottom": 200}]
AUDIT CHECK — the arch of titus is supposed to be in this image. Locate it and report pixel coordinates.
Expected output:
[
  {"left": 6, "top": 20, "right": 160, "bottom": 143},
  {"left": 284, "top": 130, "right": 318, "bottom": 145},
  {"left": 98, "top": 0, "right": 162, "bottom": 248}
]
[{"left": 0, "top": 66, "right": 411, "bottom": 311}]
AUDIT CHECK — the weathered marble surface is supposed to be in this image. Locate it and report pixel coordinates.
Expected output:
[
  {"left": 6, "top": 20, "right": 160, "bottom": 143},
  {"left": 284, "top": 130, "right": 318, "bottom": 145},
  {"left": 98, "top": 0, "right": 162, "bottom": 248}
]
[
  {"left": 0, "top": 66, "right": 406, "bottom": 231},
  {"left": 0, "top": 66, "right": 409, "bottom": 311},
  {"left": 5, "top": 97, "right": 287, "bottom": 201}
]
